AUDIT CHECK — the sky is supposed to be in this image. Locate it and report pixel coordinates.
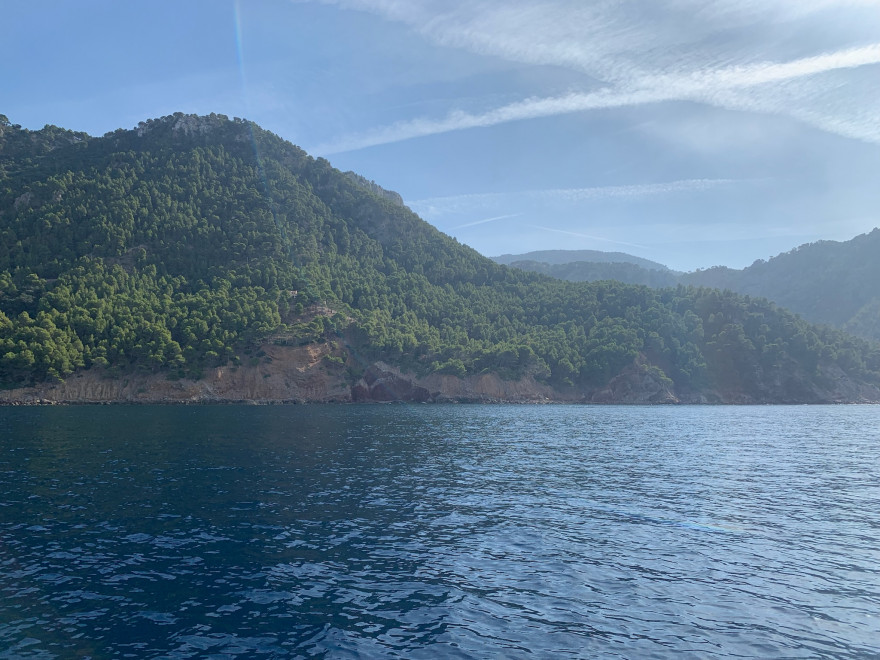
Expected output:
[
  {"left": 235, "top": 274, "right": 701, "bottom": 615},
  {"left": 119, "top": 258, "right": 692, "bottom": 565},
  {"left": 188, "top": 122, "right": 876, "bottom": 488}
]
[{"left": 3, "top": 0, "right": 880, "bottom": 271}]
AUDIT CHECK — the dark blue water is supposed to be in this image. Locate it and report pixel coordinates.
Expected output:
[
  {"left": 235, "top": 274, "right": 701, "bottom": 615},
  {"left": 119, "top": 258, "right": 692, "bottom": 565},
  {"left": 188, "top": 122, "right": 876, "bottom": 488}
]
[{"left": 1, "top": 405, "right": 878, "bottom": 658}]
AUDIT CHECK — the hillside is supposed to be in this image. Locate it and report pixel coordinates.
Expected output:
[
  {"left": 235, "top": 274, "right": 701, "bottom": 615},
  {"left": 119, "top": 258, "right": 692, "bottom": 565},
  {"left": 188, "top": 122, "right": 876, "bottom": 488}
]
[
  {"left": 499, "top": 233, "right": 880, "bottom": 342},
  {"left": 680, "top": 231, "right": 880, "bottom": 339},
  {"left": 1, "top": 112, "right": 879, "bottom": 403},
  {"left": 499, "top": 259, "right": 680, "bottom": 289}
]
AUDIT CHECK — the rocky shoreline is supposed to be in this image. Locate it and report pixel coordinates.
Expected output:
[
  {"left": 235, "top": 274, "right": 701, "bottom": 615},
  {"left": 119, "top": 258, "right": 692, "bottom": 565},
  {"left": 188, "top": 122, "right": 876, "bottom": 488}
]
[{"left": 2, "top": 344, "right": 878, "bottom": 406}]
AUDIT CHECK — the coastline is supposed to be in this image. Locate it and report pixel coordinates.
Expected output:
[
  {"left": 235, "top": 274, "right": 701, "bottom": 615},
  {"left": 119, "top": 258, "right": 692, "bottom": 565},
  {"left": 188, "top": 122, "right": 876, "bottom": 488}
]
[{"left": 2, "top": 346, "right": 878, "bottom": 406}]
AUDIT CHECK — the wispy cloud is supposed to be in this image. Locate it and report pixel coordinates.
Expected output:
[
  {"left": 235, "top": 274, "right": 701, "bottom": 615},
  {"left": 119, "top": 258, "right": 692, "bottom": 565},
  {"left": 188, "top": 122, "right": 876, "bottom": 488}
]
[
  {"left": 453, "top": 212, "right": 521, "bottom": 229},
  {"left": 409, "top": 178, "right": 739, "bottom": 217},
  {"left": 314, "top": 44, "right": 880, "bottom": 153},
  {"left": 309, "top": 0, "right": 880, "bottom": 152}
]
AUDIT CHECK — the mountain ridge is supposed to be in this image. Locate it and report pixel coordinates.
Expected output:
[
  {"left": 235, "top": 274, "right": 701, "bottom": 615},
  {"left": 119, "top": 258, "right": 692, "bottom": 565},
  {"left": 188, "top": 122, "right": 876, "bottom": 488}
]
[
  {"left": 496, "top": 230, "right": 880, "bottom": 342},
  {"left": 1, "top": 112, "right": 878, "bottom": 404},
  {"left": 493, "top": 249, "right": 670, "bottom": 271}
]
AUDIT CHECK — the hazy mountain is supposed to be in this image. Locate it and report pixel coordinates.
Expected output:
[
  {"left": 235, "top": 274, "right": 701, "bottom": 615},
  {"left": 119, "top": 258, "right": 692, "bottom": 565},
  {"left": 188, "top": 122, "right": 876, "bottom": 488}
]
[
  {"left": 501, "top": 259, "right": 680, "bottom": 289},
  {"left": 493, "top": 249, "right": 670, "bottom": 270},
  {"left": 0, "top": 112, "right": 878, "bottom": 403},
  {"left": 499, "top": 233, "right": 880, "bottom": 342},
  {"left": 680, "top": 231, "right": 880, "bottom": 338}
]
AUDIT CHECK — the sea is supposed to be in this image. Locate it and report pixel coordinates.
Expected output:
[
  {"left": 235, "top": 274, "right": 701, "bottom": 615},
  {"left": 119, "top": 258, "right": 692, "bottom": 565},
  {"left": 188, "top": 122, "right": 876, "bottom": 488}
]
[{"left": 1, "top": 404, "right": 878, "bottom": 658}]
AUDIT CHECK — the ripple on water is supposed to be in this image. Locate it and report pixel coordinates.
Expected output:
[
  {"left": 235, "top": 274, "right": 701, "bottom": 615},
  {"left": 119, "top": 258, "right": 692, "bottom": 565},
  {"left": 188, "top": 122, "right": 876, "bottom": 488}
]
[{"left": 0, "top": 404, "right": 879, "bottom": 658}]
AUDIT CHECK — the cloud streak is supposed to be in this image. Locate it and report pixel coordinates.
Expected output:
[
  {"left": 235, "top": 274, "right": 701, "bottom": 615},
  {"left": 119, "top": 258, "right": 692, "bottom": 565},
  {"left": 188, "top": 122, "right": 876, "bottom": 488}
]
[
  {"left": 309, "top": 0, "right": 880, "bottom": 153},
  {"left": 453, "top": 212, "right": 521, "bottom": 229},
  {"left": 409, "top": 178, "right": 740, "bottom": 217},
  {"left": 314, "top": 43, "right": 880, "bottom": 153}
]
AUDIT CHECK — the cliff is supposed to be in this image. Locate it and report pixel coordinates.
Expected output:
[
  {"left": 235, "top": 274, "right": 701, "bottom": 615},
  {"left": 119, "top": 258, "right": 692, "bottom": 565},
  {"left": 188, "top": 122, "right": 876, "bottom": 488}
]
[{"left": 3, "top": 346, "right": 877, "bottom": 405}]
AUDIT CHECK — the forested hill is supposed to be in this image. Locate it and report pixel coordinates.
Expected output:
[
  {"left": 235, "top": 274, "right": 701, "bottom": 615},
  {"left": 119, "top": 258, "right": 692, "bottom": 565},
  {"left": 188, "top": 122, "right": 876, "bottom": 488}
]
[
  {"left": 1, "top": 112, "right": 878, "bottom": 403},
  {"left": 678, "top": 231, "right": 880, "bottom": 340},
  {"left": 497, "top": 258, "right": 680, "bottom": 289},
  {"left": 497, "top": 232, "right": 880, "bottom": 342}
]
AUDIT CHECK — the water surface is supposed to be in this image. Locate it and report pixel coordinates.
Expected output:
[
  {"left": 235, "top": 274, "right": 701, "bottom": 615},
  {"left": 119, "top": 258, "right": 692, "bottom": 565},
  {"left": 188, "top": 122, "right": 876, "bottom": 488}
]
[{"left": 1, "top": 405, "right": 878, "bottom": 658}]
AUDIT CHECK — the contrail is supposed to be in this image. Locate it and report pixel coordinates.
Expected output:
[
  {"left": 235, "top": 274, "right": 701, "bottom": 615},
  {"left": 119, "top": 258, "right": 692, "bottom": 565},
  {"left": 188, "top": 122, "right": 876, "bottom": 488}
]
[{"left": 454, "top": 213, "right": 522, "bottom": 229}]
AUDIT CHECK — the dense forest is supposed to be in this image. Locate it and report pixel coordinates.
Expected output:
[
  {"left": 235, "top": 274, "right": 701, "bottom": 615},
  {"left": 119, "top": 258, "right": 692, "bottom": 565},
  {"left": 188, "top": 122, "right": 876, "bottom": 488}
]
[
  {"left": 499, "top": 259, "right": 680, "bottom": 289},
  {"left": 1, "top": 112, "right": 879, "bottom": 402},
  {"left": 498, "top": 231, "right": 880, "bottom": 342}
]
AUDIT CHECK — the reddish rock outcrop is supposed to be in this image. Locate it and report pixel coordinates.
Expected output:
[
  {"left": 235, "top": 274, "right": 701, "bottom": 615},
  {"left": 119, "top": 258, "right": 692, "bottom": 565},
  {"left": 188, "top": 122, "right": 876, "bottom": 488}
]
[
  {"left": 351, "top": 362, "right": 432, "bottom": 402},
  {"left": 590, "top": 358, "right": 679, "bottom": 404},
  {"left": 2, "top": 347, "right": 877, "bottom": 405}
]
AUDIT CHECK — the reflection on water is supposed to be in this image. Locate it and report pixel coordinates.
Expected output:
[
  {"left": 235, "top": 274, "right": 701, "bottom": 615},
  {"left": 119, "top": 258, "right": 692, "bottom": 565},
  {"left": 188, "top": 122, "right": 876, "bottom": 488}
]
[{"left": 1, "top": 405, "right": 879, "bottom": 658}]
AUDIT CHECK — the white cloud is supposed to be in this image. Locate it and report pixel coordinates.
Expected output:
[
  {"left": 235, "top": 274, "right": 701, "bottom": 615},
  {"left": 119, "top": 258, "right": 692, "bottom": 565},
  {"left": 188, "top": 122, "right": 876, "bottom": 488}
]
[
  {"left": 307, "top": 0, "right": 880, "bottom": 152},
  {"left": 453, "top": 213, "right": 521, "bottom": 229}
]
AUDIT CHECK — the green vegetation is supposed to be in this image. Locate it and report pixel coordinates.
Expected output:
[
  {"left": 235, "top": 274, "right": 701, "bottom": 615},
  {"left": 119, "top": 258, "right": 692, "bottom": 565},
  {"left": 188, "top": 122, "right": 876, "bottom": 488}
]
[
  {"left": 678, "top": 233, "right": 880, "bottom": 341},
  {"left": 503, "top": 259, "right": 680, "bottom": 288},
  {"left": 1, "top": 112, "right": 879, "bottom": 400},
  {"left": 498, "top": 231, "right": 880, "bottom": 342}
]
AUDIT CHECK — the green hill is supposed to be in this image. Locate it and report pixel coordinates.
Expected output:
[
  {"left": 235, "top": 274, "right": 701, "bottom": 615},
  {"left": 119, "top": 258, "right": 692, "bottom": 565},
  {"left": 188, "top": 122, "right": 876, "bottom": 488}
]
[
  {"left": 1, "top": 112, "right": 878, "bottom": 403},
  {"left": 498, "top": 233, "right": 880, "bottom": 343},
  {"left": 500, "top": 259, "right": 680, "bottom": 289},
  {"left": 679, "top": 231, "right": 880, "bottom": 340}
]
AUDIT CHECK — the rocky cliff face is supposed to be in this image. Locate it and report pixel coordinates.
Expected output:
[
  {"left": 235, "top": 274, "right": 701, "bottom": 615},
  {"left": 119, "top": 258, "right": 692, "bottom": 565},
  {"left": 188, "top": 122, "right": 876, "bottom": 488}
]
[
  {"left": 2, "top": 345, "right": 878, "bottom": 405},
  {"left": 589, "top": 359, "right": 679, "bottom": 404},
  {"left": 350, "top": 362, "right": 562, "bottom": 403},
  {"left": 351, "top": 362, "right": 431, "bottom": 402},
  {"left": 0, "top": 343, "right": 351, "bottom": 404}
]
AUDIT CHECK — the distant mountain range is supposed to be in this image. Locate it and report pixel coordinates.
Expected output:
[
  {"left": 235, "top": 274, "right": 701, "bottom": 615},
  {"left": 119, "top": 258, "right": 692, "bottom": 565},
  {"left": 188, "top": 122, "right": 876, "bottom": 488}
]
[
  {"left": 494, "top": 229, "right": 880, "bottom": 342},
  {"left": 493, "top": 249, "right": 670, "bottom": 271}
]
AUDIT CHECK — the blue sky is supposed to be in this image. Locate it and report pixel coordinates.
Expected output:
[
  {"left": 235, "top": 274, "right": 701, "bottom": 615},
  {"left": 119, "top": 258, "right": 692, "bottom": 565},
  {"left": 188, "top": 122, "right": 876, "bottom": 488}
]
[{"left": 3, "top": 0, "right": 879, "bottom": 271}]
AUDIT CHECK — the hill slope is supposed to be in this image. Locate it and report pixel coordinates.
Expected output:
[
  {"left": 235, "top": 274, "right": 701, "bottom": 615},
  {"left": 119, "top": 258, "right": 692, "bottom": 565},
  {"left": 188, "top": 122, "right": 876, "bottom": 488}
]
[
  {"left": 499, "top": 259, "right": 680, "bottom": 289},
  {"left": 498, "top": 232, "right": 880, "bottom": 342},
  {"left": 679, "top": 231, "right": 880, "bottom": 338},
  {"left": 1, "top": 112, "right": 879, "bottom": 403}
]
